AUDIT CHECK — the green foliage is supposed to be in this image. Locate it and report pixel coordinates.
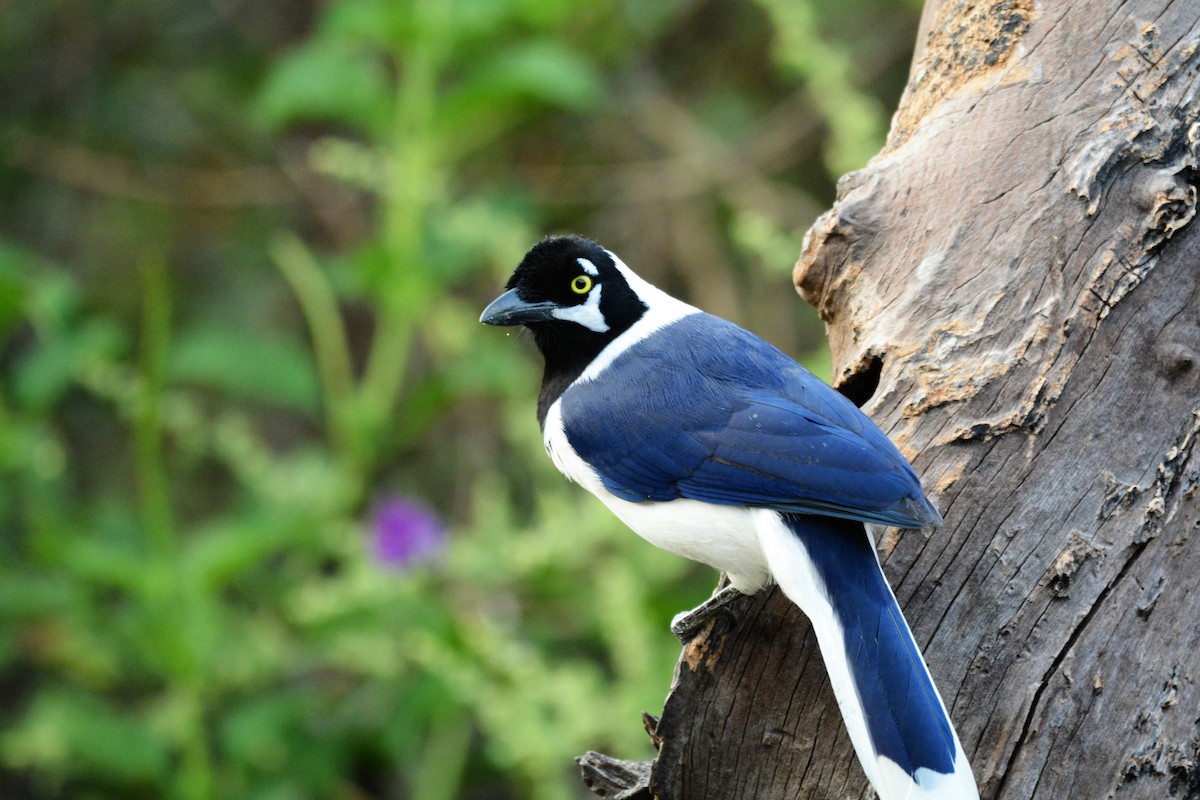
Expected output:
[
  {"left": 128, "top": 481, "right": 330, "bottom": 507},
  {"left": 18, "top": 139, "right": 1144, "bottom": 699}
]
[
  {"left": 0, "top": 0, "right": 918, "bottom": 797},
  {"left": 755, "top": 0, "right": 889, "bottom": 175},
  {"left": 257, "top": 40, "right": 394, "bottom": 135}
]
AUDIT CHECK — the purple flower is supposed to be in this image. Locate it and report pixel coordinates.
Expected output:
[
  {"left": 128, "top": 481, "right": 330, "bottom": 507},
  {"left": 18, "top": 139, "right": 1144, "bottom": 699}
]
[{"left": 371, "top": 496, "right": 445, "bottom": 569}]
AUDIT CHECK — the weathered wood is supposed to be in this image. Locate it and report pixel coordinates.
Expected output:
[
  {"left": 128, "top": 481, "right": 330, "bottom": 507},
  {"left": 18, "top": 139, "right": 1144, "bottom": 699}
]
[
  {"left": 576, "top": 751, "right": 653, "bottom": 799},
  {"left": 582, "top": 1, "right": 1200, "bottom": 797}
]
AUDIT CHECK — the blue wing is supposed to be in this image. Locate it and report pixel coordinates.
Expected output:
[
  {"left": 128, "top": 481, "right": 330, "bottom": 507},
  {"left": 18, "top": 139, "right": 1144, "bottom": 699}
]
[{"left": 561, "top": 313, "right": 940, "bottom": 528}]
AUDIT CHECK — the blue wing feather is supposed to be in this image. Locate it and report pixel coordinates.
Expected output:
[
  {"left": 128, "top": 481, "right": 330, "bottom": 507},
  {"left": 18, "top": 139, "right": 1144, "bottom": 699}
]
[{"left": 561, "top": 314, "right": 939, "bottom": 528}]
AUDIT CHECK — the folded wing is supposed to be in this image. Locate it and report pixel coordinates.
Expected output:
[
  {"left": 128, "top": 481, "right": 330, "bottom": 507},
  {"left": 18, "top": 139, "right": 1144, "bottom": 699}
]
[{"left": 561, "top": 314, "right": 940, "bottom": 529}]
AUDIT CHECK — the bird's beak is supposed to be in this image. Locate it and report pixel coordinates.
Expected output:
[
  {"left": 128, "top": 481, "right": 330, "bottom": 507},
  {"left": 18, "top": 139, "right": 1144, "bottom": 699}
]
[{"left": 480, "top": 288, "right": 558, "bottom": 326}]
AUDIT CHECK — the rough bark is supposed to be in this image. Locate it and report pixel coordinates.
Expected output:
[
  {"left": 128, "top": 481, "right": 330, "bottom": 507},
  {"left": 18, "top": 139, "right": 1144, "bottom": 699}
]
[{"left": 582, "top": 1, "right": 1200, "bottom": 798}]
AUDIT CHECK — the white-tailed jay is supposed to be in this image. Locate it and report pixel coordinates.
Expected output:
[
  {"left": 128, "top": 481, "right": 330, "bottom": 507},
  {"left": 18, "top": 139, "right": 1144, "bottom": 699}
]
[{"left": 481, "top": 235, "right": 978, "bottom": 800}]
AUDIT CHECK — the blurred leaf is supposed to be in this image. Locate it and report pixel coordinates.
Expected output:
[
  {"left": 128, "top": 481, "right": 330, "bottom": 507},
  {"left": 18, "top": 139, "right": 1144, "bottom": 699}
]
[
  {"left": 410, "top": 707, "right": 471, "bottom": 800},
  {"left": 220, "top": 688, "right": 353, "bottom": 798},
  {"left": 511, "top": 0, "right": 581, "bottom": 28},
  {"left": 170, "top": 326, "right": 320, "bottom": 413},
  {"left": 0, "top": 242, "right": 32, "bottom": 335},
  {"left": 57, "top": 537, "right": 152, "bottom": 596},
  {"left": 0, "top": 571, "right": 77, "bottom": 617},
  {"left": 255, "top": 40, "right": 391, "bottom": 134},
  {"left": 183, "top": 513, "right": 308, "bottom": 591},
  {"left": 730, "top": 209, "right": 803, "bottom": 277},
  {"left": 0, "top": 417, "right": 66, "bottom": 484},
  {"left": 323, "top": 0, "right": 416, "bottom": 46},
  {"left": 308, "top": 136, "right": 386, "bottom": 192},
  {"left": 12, "top": 319, "right": 126, "bottom": 411},
  {"left": 24, "top": 269, "right": 81, "bottom": 334},
  {"left": 452, "top": 40, "right": 603, "bottom": 113},
  {"left": 2, "top": 689, "right": 170, "bottom": 785},
  {"left": 221, "top": 693, "right": 299, "bottom": 773},
  {"left": 428, "top": 193, "right": 538, "bottom": 282}
]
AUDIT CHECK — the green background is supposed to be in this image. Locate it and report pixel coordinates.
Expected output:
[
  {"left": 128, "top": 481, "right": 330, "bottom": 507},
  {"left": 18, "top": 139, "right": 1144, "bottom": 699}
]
[{"left": 0, "top": 0, "right": 920, "bottom": 797}]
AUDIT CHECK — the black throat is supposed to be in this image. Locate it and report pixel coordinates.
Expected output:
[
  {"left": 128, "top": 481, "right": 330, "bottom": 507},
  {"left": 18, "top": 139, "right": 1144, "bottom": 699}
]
[
  {"left": 502, "top": 236, "right": 651, "bottom": 428},
  {"left": 532, "top": 324, "right": 617, "bottom": 428}
]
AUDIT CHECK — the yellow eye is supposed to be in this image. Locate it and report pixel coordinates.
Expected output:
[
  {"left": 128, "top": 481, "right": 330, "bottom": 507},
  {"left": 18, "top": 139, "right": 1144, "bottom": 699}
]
[{"left": 570, "top": 274, "right": 593, "bottom": 294}]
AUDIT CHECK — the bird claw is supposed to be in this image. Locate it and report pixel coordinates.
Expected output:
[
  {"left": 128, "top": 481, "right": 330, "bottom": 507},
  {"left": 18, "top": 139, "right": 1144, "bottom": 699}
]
[{"left": 670, "top": 585, "right": 744, "bottom": 643}]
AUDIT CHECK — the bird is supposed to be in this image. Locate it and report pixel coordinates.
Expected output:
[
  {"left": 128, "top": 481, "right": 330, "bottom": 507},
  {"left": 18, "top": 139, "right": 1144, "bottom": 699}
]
[{"left": 480, "top": 234, "right": 978, "bottom": 800}]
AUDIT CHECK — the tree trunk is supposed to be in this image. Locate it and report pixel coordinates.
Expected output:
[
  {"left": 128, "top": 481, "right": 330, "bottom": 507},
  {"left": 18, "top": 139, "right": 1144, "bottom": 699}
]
[{"left": 581, "top": 1, "right": 1200, "bottom": 798}]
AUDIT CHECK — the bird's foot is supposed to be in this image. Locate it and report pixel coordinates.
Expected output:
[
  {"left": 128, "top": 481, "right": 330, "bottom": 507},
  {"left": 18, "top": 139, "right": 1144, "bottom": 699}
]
[{"left": 670, "top": 585, "right": 745, "bottom": 643}]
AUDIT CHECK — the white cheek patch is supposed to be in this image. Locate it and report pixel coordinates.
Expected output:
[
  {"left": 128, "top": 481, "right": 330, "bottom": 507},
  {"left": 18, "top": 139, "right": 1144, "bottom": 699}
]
[
  {"left": 551, "top": 284, "right": 609, "bottom": 332},
  {"left": 575, "top": 251, "right": 699, "bottom": 382},
  {"left": 576, "top": 257, "right": 599, "bottom": 276}
]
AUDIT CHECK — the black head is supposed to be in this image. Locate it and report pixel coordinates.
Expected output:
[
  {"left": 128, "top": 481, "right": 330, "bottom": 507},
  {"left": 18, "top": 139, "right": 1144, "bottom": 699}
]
[
  {"left": 481, "top": 234, "right": 649, "bottom": 358},
  {"left": 481, "top": 235, "right": 650, "bottom": 423}
]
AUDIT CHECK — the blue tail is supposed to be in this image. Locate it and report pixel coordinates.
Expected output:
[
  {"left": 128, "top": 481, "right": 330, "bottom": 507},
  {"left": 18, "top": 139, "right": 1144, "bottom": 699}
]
[{"left": 761, "top": 513, "right": 977, "bottom": 799}]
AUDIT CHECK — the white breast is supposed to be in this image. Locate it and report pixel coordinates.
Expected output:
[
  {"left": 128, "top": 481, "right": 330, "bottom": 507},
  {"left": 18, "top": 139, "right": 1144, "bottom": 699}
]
[{"left": 543, "top": 400, "right": 771, "bottom": 594}]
